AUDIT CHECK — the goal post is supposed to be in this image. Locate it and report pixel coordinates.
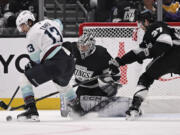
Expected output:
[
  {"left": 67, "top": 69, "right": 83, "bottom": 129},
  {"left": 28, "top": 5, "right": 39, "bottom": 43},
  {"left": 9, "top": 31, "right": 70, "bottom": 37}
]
[{"left": 79, "top": 22, "right": 180, "bottom": 113}]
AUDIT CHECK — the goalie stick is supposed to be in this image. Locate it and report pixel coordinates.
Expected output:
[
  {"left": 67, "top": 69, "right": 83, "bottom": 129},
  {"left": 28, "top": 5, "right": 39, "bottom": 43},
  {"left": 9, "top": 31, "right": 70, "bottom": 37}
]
[
  {"left": 10, "top": 73, "right": 112, "bottom": 111},
  {"left": 0, "top": 86, "right": 20, "bottom": 110}
]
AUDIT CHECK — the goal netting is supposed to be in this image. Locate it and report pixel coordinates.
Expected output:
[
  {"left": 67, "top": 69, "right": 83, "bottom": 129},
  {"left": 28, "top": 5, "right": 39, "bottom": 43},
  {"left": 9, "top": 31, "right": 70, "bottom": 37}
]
[{"left": 79, "top": 22, "right": 180, "bottom": 113}]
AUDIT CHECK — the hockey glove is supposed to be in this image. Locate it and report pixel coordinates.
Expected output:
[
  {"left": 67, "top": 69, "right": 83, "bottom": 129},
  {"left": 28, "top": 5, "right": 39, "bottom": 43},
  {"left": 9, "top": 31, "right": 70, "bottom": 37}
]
[
  {"left": 109, "top": 58, "right": 122, "bottom": 74},
  {"left": 98, "top": 76, "right": 119, "bottom": 97},
  {"left": 24, "top": 60, "right": 37, "bottom": 72}
]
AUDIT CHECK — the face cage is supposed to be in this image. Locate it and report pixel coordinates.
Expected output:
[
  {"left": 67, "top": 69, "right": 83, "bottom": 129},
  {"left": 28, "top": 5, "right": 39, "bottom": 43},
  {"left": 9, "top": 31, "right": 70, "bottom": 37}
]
[
  {"left": 77, "top": 43, "right": 90, "bottom": 59},
  {"left": 77, "top": 35, "right": 96, "bottom": 59},
  {"left": 78, "top": 42, "right": 97, "bottom": 59}
]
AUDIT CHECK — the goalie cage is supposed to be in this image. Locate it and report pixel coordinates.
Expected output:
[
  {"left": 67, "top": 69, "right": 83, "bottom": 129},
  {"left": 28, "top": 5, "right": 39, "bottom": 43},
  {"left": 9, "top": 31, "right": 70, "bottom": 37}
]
[{"left": 79, "top": 22, "right": 180, "bottom": 114}]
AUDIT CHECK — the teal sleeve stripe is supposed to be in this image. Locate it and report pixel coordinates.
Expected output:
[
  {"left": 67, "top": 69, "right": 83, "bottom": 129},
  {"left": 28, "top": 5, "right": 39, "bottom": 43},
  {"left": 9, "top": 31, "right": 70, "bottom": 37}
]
[
  {"left": 23, "top": 92, "right": 34, "bottom": 99},
  {"left": 29, "top": 50, "right": 41, "bottom": 63},
  {"left": 21, "top": 85, "right": 34, "bottom": 98},
  {"left": 45, "top": 46, "right": 62, "bottom": 60}
]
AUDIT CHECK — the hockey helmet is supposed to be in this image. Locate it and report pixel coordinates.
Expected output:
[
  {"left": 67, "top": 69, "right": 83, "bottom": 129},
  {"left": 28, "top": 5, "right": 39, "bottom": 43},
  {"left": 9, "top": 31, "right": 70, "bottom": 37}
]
[
  {"left": 138, "top": 9, "right": 156, "bottom": 25},
  {"left": 54, "top": 19, "right": 63, "bottom": 33},
  {"left": 77, "top": 33, "right": 96, "bottom": 59},
  {"left": 16, "top": 10, "right": 35, "bottom": 32}
]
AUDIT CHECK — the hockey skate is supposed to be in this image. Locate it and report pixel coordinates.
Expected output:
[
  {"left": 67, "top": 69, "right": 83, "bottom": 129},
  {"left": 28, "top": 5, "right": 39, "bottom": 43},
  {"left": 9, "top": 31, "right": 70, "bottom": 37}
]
[
  {"left": 17, "top": 102, "right": 39, "bottom": 122},
  {"left": 126, "top": 106, "right": 142, "bottom": 120},
  {"left": 126, "top": 96, "right": 143, "bottom": 120}
]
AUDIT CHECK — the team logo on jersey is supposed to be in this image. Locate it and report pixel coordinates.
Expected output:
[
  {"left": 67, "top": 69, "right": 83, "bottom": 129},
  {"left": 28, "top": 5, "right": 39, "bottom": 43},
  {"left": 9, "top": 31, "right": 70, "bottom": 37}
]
[{"left": 74, "top": 65, "right": 93, "bottom": 81}]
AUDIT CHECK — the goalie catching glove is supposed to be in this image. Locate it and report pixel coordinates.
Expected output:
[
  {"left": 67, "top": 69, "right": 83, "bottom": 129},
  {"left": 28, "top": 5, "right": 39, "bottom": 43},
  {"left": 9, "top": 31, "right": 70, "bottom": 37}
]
[{"left": 98, "top": 75, "right": 121, "bottom": 97}]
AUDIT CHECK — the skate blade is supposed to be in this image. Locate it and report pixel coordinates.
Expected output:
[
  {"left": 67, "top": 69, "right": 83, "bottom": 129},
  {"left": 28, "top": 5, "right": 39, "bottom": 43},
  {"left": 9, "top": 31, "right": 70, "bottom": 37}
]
[
  {"left": 17, "top": 115, "right": 40, "bottom": 122},
  {"left": 126, "top": 111, "right": 140, "bottom": 121}
]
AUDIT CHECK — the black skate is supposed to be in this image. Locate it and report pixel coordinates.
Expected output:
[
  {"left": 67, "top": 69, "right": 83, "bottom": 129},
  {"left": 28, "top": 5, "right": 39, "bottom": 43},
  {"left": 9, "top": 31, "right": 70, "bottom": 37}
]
[
  {"left": 126, "top": 96, "right": 143, "bottom": 120},
  {"left": 126, "top": 106, "right": 142, "bottom": 120},
  {"left": 17, "top": 103, "right": 39, "bottom": 122}
]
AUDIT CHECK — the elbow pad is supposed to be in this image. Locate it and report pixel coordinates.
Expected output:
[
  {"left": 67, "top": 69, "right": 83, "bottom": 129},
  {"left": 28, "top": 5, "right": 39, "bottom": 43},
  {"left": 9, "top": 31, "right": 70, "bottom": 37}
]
[
  {"left": 134, "top": 48, "right": 150, "bottom": 63},
  {"left": 148, "top": 42, "right": 172, "bottom": 57},
  {"left": 132, "top": 49, "right": 150, "bottom": 64}
]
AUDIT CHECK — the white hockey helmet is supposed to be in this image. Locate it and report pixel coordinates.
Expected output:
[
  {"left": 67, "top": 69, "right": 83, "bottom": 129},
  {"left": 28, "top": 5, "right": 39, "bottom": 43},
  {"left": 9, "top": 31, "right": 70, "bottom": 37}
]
[
  {"left": 77, "top": 32, "right": 96, "bottom": 59},
  {"left": 16, "top": 10, "right": 35, "bottom": 32},
  {"left": 54, "top": 19, "right": 63, "bottom": 33}
]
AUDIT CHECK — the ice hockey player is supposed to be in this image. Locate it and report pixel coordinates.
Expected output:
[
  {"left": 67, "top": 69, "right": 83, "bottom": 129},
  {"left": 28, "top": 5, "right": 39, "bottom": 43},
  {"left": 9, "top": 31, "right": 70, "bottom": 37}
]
[
  {"left": 61, "top": 33, "right": 132, "bottom": 118},
  {"left": 109, "top": 9, "right": 179, "bottom": 119},
  {"left": 16, "top": 10, "right": 76, "bottom": 121}
]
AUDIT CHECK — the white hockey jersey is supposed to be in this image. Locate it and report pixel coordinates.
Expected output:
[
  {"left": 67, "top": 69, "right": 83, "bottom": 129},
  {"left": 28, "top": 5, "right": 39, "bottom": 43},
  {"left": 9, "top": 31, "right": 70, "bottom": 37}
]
[{"left": 26, "top": 19, "right": 63, "bottom": 63}]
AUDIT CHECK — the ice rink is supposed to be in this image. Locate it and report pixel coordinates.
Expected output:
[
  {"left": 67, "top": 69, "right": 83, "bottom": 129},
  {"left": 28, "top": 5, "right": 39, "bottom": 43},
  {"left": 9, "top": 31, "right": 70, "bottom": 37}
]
[{"left": 0, "top": 111, "right": 180, "bottom": 135}]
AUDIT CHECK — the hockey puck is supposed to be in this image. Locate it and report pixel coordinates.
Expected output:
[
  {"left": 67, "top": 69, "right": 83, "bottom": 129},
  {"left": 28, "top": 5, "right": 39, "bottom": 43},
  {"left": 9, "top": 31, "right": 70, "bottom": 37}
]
[{"left": 6, "top": 115, "right": 12, "bottom": 122}]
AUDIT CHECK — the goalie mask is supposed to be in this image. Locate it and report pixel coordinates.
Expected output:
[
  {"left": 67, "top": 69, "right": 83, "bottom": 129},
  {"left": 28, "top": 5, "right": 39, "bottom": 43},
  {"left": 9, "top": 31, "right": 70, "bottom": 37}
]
[{"left": 77, "top": 33, "right": 96, "bottom": 59}]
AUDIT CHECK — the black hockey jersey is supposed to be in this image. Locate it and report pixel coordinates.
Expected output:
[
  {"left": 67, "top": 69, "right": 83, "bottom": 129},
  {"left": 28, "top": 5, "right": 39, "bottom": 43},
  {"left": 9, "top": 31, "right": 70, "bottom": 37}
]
[
  {"left": 112, "top": 0, "right": 138, "bottom": 22},
  {"left": 169, "top": 27, "right": 180, "bottom": 46},
  {"left": 139, "top": 22, "right": 172, "bottom": 58},
  {"left": 62, "top": 42, "right": 112, "bottom": 87}
]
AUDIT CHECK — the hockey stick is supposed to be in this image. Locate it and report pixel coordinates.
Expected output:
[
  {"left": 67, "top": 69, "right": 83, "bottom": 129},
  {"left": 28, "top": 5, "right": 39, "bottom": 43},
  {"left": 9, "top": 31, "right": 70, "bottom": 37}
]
[
  {"left": 10, "top": 74, "right": 111, "bottom": 111},
  {"left": 10, "top": 91, "right": 59, "bottom": 111},
  {"left": 0, "top": 86, "right": 20, "bottom": 110}
]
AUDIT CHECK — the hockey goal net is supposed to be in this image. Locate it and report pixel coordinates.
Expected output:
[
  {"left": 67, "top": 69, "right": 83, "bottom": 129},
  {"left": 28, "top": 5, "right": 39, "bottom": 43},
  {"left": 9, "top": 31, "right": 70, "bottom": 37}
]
[{"left": 79, "top": 22, "right": 180, "bottom": 113}]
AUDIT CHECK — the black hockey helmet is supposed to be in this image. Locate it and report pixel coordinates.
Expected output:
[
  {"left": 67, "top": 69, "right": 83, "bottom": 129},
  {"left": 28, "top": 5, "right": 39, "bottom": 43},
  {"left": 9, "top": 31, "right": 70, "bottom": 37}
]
[{"left": 138, "top": 9, "right": 156, "bottom": 24}]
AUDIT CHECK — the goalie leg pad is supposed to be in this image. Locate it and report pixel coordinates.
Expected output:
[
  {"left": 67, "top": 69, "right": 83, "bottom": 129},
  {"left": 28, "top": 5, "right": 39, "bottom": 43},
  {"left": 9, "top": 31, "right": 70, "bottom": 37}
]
[
  {"left": 80, "top": 95, "right": 108, "bottom": 112},
  {"left": 80, "top": 96, "right": 132, "bottom": 117},
  {"left": 98, "top": 97, "right": 132, "bottom": 117}
]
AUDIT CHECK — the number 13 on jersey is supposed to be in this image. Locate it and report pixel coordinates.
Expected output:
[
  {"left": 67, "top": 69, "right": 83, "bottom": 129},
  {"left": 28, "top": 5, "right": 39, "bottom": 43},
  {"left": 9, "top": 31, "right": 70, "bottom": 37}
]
[{"left": 45, "top": 27, "right": 63, "bottom": 44}]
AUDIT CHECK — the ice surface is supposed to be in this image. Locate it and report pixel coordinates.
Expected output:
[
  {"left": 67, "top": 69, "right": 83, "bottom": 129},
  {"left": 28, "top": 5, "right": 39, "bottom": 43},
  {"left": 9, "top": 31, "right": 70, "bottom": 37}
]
[{"left": 0, "top": 110, "right": 180, "bottom": 135}]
